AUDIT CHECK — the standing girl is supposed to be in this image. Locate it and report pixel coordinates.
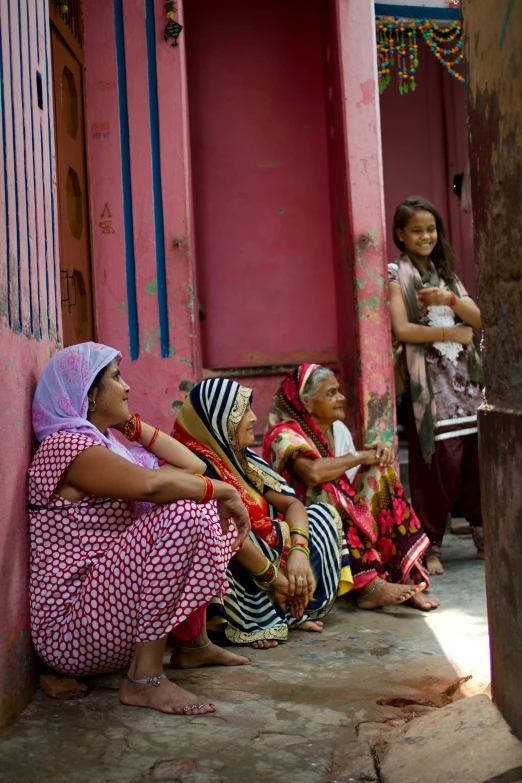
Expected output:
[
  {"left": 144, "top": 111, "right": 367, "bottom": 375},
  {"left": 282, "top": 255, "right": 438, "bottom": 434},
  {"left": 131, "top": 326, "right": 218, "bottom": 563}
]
[{"left": 388, "top": 196, "right": 484, "bottom": 575}]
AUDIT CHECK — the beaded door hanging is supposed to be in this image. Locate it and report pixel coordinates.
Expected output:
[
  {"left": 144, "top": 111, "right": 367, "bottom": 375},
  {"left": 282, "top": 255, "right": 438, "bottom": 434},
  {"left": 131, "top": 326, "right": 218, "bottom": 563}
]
[
  {"left": 376, "top": 17, "right": 464, "bottom": 95},
  {"left": 164, "top": 0, "right": 183, "bottom": 46}
]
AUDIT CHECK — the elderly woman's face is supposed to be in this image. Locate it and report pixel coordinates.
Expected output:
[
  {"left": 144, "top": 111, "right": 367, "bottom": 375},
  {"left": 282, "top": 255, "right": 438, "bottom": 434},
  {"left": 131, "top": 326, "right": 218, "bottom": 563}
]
[
  {"left": 304, "top": 374, "right": 345, "bottom": 424},
  {"left": 236, "top": 403, "right": 257, "bottom": 449}
]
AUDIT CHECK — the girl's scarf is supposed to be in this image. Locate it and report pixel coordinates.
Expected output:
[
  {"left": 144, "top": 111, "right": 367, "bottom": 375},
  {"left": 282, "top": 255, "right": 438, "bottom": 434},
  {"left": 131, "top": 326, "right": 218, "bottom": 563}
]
[
  {"left": 173, "top": 379, "right": 295, "bottom": 547},
  {"left": 32, "top": 341, "right": 135, "bottom": 463},
  {"left": 397, "top": 254, "right": 484, "bottom": 463},
  {"left": 263, "top": 364, "right": 378, "bottom": 543}
]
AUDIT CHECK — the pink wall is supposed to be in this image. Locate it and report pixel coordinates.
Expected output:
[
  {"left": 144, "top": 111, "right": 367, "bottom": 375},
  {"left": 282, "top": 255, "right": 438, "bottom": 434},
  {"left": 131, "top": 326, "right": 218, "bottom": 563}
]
[
  {"left": 83, "top": 0, "right": 200, "bottom": 427},
  {"left": 335, "top": 0, "right": 396, "bottom": 445},
  {"left": 184, "top": 0, "right": 337, "bottom": 371},
  {"left": 379, "top": 45, "right": 476, "bottom": 297},
  {"left": 0, "top": 1, "right": 61, "bottom": 728}
]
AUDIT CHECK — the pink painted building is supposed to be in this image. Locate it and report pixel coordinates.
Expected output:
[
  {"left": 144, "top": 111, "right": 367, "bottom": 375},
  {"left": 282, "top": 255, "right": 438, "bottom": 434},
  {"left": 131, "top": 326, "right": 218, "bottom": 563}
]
[{"left": 1, "top": 0, "right": 467, "bottom": 727}]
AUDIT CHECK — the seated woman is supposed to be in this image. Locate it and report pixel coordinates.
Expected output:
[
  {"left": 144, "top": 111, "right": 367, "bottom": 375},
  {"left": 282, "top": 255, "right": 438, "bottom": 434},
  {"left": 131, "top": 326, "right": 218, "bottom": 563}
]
[
  {"left": 29, "top": 342, "right": 251, "bottom": 716},
  {"left": 172, "top": 379, "right": 352, "bottom": 649},
  {"left": 264, "top": 364, "right": 440, "bottom": 611}
]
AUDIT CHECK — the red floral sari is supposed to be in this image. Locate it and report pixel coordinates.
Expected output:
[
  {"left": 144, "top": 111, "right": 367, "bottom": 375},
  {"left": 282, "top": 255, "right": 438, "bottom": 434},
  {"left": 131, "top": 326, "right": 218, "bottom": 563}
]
[{"left": 263, "top": 365, "right": 430, "bottom": 590}]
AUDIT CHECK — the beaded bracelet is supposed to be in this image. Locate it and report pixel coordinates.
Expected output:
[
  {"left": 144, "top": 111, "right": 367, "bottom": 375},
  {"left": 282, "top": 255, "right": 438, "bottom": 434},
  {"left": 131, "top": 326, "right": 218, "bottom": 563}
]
[
  {"left": 123, "top": 414, "right": 141, "bottom": 442},
  {"left": 289, "top": 527, "right": 309, "bottom": 540},
  {"left": 194, "top": 474, "right": 214, "bottom": 504},
  {"left": 288, "top": 544, "right": 310, "bottom": 559},
  {"left": 145, "top": 427, "right": 160, "bottom": 451}
]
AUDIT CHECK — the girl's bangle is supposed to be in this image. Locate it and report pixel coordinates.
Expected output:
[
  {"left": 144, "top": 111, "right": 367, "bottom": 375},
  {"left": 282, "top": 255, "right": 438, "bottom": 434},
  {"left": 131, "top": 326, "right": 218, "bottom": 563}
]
[
  {"left": 288, "top": 544, "right": 310, "bottom": 559},
  {"left": 123, "top": 414, "right": 141, "bottom": 442},
  {"left": 145, "top": 427, "right": 160, "bottom": 451},
  {"left": 449, "top": 291, "right": 456, "bottom": 307},
  {"left": 289, "top": 527, "right": 309, "bottom": 540},
  {"left": 194, "top": 473, "right": 214, "bottom": 504}
]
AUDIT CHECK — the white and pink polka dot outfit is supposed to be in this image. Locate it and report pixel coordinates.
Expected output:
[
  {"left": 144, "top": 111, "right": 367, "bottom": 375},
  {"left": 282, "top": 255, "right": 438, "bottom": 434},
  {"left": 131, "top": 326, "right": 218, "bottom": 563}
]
[{"left": 29, "top": 430, "right": 233, "bottom": 676}]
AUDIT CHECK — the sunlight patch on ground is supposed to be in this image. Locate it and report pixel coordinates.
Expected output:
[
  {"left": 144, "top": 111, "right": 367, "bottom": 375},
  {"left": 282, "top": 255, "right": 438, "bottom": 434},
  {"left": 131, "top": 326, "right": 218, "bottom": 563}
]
[{"left": 423, "top": 608, "right": 491, "bottom": 696}]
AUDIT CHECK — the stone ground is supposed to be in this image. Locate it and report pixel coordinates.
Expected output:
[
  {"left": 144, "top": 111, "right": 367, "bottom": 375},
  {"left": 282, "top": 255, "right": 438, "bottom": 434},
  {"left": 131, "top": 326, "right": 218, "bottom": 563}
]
[{"left": 0, "top": 535, "right": 511, "bottom": 783}]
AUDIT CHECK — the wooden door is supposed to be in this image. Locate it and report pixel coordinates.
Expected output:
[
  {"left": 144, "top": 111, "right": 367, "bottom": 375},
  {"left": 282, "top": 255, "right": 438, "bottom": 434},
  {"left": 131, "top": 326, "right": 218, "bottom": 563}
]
[
  {"left": 184, "top": 0, "right": 340, "bottom": 440},
  {"left": 51, "top": 13, "right": 94, "bottom": 345}
]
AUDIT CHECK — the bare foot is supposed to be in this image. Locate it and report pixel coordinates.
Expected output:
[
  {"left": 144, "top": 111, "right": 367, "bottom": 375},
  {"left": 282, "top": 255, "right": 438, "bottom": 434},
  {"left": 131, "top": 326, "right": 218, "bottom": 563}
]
[
  {"left": 169, "top": 643, "right": 251, "bottom": 669},
  {"left": 426, "top": 554, "right": 444, "bottom": 575},
  {"left": 476, "top": 549, "right": 485, "bottom": 561},
  {"left": 357, "top": 580, "right": 427, "bottom": 610},
  {"left": 409, "top": 592, "right": 440, "bottom": 611},
  {"left": 119, "top": 676, "right": 215, "bottom": 715},
  {"left": 250, "top": 640, "right": 278, "bottom": 649},
  {"left": 291, "top": 620, "right": 324, "bottom": 632}
]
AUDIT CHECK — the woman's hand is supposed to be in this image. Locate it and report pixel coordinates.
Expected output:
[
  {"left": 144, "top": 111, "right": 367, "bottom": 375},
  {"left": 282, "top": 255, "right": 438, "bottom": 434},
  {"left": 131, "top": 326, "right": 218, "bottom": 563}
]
[
  {"left": 286, "top": 550, "right": 313, "bottom": 605},
  {"left": 365, "top": 441, "right": 394, "bottom": 468},
  {"left": 448, "top": 324, "right": 474, "bottom": 345},
  {"left": 355, "top": 448, "right": 380, "bottom": 466},
  {"left": 213, "top": 481, "right": 251, "bottom": 550},
  {"left": 112, "top": 415, "right": 132, "bottom": 433},
  {"left": 271, "top": 571, "right": 290, "bottom": 614},
  {"left": 417, "top": 287, "right": 451, "bottom": 307}
]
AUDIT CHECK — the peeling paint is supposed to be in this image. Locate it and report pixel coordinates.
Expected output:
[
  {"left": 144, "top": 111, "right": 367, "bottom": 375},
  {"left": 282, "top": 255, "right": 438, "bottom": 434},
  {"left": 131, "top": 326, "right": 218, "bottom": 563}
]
[
  {"left": 145, "top": 279, "right": 157, "bottom": 295},
  {"left": 178, "top": 379, "right": 195, "bottom": 393},
  {"left": 143, "top": 326, "right": 158, "bottom": 354},
  {"left": 257, "top": 161, "right": 285, "bottom": 168},
  {"left": 116, "top": 302, "right": 127, "bottom": 312}
]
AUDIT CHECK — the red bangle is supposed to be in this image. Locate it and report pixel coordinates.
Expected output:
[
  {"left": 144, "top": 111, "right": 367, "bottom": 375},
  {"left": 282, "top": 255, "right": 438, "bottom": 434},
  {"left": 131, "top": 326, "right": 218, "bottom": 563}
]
[
  {"left": 449, "top": 291, "right": 456, "bottom": 307},
  {"left": 194, "top": 474, "right": 214, "bottom": 504},
  {"left": 145, "top": 427, "right": 160, "bottom": 451}
]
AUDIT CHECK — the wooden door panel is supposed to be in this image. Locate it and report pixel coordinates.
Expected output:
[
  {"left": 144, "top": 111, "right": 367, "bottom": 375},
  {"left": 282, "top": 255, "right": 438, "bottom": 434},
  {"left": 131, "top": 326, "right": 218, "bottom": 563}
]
[{"left": 51, "top": 26, "right": 94, "bottom": 345}]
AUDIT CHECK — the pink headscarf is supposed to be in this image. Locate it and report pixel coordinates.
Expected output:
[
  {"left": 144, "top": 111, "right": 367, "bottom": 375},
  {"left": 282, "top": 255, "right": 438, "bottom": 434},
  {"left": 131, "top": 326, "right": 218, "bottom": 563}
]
[{"left": 32, "top": 342, "right": 133, "bottom": 462}]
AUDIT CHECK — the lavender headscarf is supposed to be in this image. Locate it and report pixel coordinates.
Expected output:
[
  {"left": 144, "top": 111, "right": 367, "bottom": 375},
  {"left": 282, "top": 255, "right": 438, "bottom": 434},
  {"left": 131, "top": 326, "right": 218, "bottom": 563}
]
[{"left": 32, "top": 342, "right": 134, "bottom": 462}]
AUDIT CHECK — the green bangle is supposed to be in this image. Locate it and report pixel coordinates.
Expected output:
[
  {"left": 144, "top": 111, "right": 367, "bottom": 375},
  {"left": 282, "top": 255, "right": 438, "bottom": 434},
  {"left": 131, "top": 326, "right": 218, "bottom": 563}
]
[
  {"left": 288, "top": 544, "right": 310, "bottom": 559},
  {"left": 252, "top": 558, "right": 271, "bottom": 577},
  {"left": 289, "top": 527, "right": 309, "bottom": 540}
]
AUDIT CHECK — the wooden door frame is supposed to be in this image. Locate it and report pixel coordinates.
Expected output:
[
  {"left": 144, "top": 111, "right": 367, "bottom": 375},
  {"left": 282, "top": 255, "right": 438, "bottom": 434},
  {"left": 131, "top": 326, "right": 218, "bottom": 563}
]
[{"left": 49, "top": 0, "right": 97, "bottom": 343}]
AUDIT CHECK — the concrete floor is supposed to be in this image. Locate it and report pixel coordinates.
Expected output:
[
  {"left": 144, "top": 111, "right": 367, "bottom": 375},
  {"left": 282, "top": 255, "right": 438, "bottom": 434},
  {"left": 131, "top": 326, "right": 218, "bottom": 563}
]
[{"left": 0, "top": 535, "right": 491, "bottom": 783}]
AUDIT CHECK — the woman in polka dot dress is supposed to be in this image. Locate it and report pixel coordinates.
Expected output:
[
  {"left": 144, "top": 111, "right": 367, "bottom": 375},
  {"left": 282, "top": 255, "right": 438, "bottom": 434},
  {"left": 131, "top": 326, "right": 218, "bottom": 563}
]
[{"left": 29, "top": 342, "right": 251, "bottom": 716}]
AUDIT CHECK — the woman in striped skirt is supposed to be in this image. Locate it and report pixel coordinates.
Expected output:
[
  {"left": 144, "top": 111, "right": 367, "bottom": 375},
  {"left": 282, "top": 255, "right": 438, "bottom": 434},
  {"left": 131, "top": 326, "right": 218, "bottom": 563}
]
[{"left": 172, "top": 379, "right": 353, "bottom": 649}]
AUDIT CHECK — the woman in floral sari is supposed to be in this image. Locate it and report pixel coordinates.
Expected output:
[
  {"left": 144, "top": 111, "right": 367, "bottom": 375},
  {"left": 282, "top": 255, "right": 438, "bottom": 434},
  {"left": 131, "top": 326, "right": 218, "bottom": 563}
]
[
  {"left": 173, "top": 379, "right": 352, "bottom": 648},
  {"left": 264, "top": 364, "right": 439, "bottom": 611}
]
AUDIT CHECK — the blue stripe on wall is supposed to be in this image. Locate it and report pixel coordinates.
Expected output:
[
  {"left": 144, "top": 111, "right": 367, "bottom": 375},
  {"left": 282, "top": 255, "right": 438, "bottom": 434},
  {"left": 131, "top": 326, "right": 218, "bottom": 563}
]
[
  {"left": 26, "top": 0, "right": 41, "bottom": 337},
  {"left": 8, "top": 5, "right": 22, "bottom": 331},
  {"left": 40, "top": 123, "right": 50, "bottom": 335},
  {"left": 374, "top": 4, "right": 461, "bottom": 20},
  {"left": 0, "top": 10, "right": 11, "bottom": 324},
  {"left": 114, "top": 0, "right": 140, "bottom": 360},
  {"left": 19, "top": 0, "right": 33, "bottom": 335},
  {"left": 145, "top": 0, "right": 169, "bottom": 359}
]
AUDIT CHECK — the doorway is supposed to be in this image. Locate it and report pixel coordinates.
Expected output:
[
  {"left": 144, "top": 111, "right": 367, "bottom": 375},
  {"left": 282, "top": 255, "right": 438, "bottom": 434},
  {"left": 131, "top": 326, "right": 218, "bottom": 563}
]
[
  {"left": 50, "top": 2, "right": 94, "bottom": 345},
  {"left": 184, "top": 0, "right": 347, "bottom": 439}
]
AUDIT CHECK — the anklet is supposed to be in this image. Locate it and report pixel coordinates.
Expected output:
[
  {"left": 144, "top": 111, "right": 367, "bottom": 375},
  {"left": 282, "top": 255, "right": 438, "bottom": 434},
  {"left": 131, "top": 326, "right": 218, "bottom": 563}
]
[
  {"left": 126, "top": 672, "right": 166, "bottom": 687},
  {"left": 357, "top": 579, "right": 385, "bottom": 605},
  {"left": 173, "top": 640, "right": 212, "bottom": 653}
]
